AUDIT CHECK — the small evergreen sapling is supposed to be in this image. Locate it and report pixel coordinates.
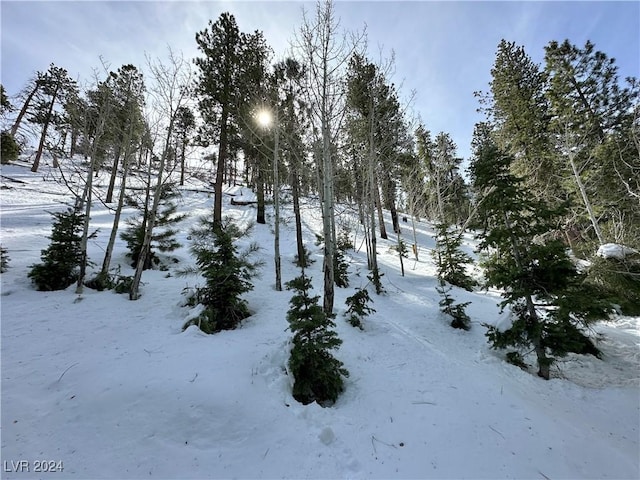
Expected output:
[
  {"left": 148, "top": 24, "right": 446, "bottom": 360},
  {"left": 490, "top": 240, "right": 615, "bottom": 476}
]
[
  {"left": 85, "top": 266, "right": 134, "bottom": 294},
  {"left": 329, "top": 228, "right": 351, "bottom": 287},
  {"left": 345, "top": 287, "right": 375, "bottom": 329},
  {"left": 0, "top": 245, "right": 9, "bottom": 273},
  {"left": 179, "top": 217, "right": 261, "bottom": 333},
  {"left": 367, "top": 267, "right": 385, "bottom": 295},
  {"left": 391, "top": 237, "right": 409, "bottom": 258},
  {"left": 436, "top": 280, "right": 471, "bottom": 330},
  {"left": 121, "top": 184, "right": 186, "bottom": 270},
  {"left": 286, "top": 274, "right": 349, "bottom": 406},
  {"left": 294, "top": 244, "right": 315, "bottom": 268},
  {"left": 433, "top": 222, "right": 476, "bottom": 291},
  {"left": 334, "top": 248, "right": 350, "bottom": 288},
  {"left": 28, "top": 208, "right": 85, "bottom": 291}
]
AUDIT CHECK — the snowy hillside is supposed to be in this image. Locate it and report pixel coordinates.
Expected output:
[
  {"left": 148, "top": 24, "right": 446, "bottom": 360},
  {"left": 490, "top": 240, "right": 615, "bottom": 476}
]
[{"left": 1, "top": 157, "right": 639, "bottom": 479}]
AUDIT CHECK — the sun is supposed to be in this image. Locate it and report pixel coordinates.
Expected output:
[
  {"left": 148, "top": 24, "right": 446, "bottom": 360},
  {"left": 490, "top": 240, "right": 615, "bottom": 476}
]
[{"left": 256, "top": 109, "right": 273, "bottom": 128}]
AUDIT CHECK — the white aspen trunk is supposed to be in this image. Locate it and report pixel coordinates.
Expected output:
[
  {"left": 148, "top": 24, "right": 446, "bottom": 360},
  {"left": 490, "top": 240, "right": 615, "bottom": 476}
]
[
  {"left": 130, "top": 50, "right": 191, "bottom": 300},
  {"left": 130, "top": 127, "right": 171, "bottom": 300},
  {"left": 273, "top": 108, "right": 282, "bottom": 291},
  {"left": 75, "top": 159, "right": 94, "bottom": 295},
  {"left": 435, "top": 166, "right": 445, "bottom": 223},
  {"left": 321, "top": 114, "right": 335, "bottom": 314},
  {"left": 411, "top": 210, "right": 419, "bottom": 262},
  {"left": 75, "top": 88, "right": 112, "bottom": 293},
  {"left": 367, "top": 145, "right": 378, "bottom": 273},
  {"left": 567, "top": 148, "right": 605, "bottom": 246},
  {"left": 297, "top": 0, "right": 363, "bottom": 313},
  {"left": 101, "top": 120, "right": 135, "bottom": 276}
]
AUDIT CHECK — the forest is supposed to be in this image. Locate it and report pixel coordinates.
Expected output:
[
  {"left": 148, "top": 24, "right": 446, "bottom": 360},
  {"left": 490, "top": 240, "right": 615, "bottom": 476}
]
[
  {"left": 2, "top": 2, "right": 639, "bottom": 478},
  {"left": 1, "top": 0, "right": 639, "bottom": 397}
]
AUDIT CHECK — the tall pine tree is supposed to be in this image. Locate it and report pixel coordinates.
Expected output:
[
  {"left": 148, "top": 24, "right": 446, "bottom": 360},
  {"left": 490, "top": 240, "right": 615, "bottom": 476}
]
[{"left": 470, "top": 123, "right": 609, "bottom": 379}]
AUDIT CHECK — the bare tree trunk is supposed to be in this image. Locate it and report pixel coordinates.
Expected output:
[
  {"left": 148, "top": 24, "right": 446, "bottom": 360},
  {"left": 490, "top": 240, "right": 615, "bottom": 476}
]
[
  {"left": 435, "top": 166, "right": 445, "bottom": 222},
  {"left": 69, "top": 126, "right": 78, "bottom": 158},
  {"left": 11, "top": 81, "right": 40, "bottom": 136},
  {"left": 396, "top": 228, "right": 405, "bottom": 277},
  {"left": 75, "top": 88, "right": 111, "bottom": 293},
  {"left": 273, "top": 109, "right": 282, "bottom": 291},
  {"left": 411, "top": 214, "right": 419, "bottom": 262},
  {"left": 321, "top": 116, "right": 335, "bottom": 313},
  {"left": 32, "top": 81, "right": 61, "bottom": 173},
  {"left": 389, "top": 192, "right": 400, "bottom": 234},
  {"left": 567, "top": 146, "right": 605, "bottom": 246},
  {"left": 367, "top": 147, "right": 378, "bottom": 272},
  {"left": 130, "top": 149, "right": 161, "bottom": 300},
  {"left": 256, "top": 159, "right": 266, "bottom": 224},
  {"left": 179, "top": 137, "right": 186, "bottom": 186},
  {"left": 297, "top": 0, "right": 363, "bottom": 314},
  {"left": 130, "top": 49, "right": 192, "bottom": 300},
  {"left": 213, "top": 106, "right": 229, "bottom": 229},
  {"left": 101, "top": 117, "right": 135, "bottom": 277},
  {"left": 75, "top": 163, "right": 94, "bottom": 294},
  {"left": 292, "top": 169, "right": 306, "bottom": 267},
  {"left": 375, "top": 181, "right": 387, "bottom": 240}
]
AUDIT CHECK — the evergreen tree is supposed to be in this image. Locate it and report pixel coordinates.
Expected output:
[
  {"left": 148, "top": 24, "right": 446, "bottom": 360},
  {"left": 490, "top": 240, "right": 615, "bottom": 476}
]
[
  {"left": 121, "top": 185, "right": 186, "bottom": 270},
  {"left": 586, "top": 251, "right": 640, "bottom": 316},
  {"left": 26, "top": 64, "right": 78, "bottom": 172},
  {"left": 367, "top": 267, "right": 385, "bottom": 295},
  {"left": 274, "top": 58, "right": 310, "bottom": 268},
  {"left": 411, "top": 127, "right": 470, "bottom": 226},
  {"left": 174, "top": 105, "right": 196, "bottom": 186},
  {"left": 28, "top": 208, "right": 85, "bottom": 291},
  {"left": 432, "top": 222, "right": 476, "bottom": 291},
  {"left": 0, "top": 246, "right": 9, "bottom": 273},
  {"left": 286, "top": 273, "right": 348, "bottom": 405},
  {"left": 333, "top": 228, "right": 352, "bottom": 287},
  {"left": 10, "top": 72, "right": 46, "bottom": 137},
  {"left": 345, "top": 287, "right": 375, "bottom": 330},
  {"left": 333, "top": 249, "right": 350, "bottom": 288},
  {"left": 488, "top": 40, "right": 558, "bottom": 203},
  {"left": 195, "top": 12, "right": 261, "bottom": 228},
  {"left": 436, "top": 281, "right": 471, "bottom": 330},
  {"left": 58, "top": 88, "right": 87, "bottom": 158},
  {"left": 101, "top": 65, "right": 146, "bottom": 204},
  {"left": 432, "top": 220, "right": 475, "bottom": 330},
  {"left": 470, "top": 124, "right": 609, "bottom": 379},
  {"left": 544, "top": 39, "right": 639, "bottom": 251},
  {"left": 0, "top": 84, "right": 10, "bottom": 113},
  {"left": 1, "top": 131, "right": 20, "bottom": 164},
  {"left": 181, "top": 217, "right": 261, "bottom": 333}
]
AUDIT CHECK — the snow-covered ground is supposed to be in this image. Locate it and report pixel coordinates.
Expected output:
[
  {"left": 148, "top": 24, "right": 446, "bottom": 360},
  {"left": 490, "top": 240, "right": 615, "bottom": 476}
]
[{"left": 1, "top": 157, "right": 638, "bottom": 479}]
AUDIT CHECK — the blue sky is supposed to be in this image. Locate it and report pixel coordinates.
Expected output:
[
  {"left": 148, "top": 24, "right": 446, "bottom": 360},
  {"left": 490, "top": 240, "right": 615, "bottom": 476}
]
[{"left": 2, "top": 1, "right": 639, "bottom": 161}]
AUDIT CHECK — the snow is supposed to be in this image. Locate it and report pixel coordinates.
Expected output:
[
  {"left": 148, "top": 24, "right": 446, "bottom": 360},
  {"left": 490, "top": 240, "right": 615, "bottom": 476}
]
[
  {"left": 1, "top": 157, "right": 639, "bottom": 479},
  {"left": 597, "top": 243, "right": 639, "bottom": 260}
]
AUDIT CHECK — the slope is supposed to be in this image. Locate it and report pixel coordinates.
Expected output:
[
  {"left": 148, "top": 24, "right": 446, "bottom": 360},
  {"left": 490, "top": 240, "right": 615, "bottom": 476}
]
[{"left": 1, "top": 158, "right": 638, "bottom": 479}]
